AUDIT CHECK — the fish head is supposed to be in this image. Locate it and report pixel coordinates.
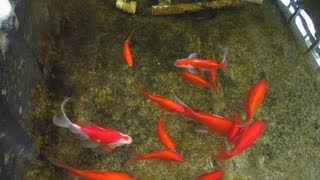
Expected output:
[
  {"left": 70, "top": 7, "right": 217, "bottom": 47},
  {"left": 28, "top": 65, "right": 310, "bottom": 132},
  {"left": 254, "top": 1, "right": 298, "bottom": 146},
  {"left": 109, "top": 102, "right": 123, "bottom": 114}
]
[{"left": 119, "top": 133, "right": 133, "bottom": 145}]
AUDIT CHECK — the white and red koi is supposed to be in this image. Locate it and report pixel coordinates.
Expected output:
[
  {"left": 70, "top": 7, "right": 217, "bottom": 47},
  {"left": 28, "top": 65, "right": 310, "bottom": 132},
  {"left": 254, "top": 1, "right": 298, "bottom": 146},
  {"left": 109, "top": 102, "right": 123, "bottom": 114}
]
[{"left": 53, "top": 98, "right": 132, "bottom": 152}]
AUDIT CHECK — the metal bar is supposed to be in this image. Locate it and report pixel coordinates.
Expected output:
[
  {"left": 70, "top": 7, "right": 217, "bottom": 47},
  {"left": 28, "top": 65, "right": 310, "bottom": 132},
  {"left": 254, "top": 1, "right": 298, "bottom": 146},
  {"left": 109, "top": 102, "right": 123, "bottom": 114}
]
[
  {"left": 306, "top": 38, "right": 320, "bottom": 55},
  {"left": 288, "top": 7, "right": 302, "bottom": 24}
]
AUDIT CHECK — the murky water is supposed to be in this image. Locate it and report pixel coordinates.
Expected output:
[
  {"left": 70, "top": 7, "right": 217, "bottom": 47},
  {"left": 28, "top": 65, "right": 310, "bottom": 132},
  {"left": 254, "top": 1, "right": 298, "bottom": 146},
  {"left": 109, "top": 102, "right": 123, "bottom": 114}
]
[{"left": 19, "top": 0, "right": 320, "bottom": 179}]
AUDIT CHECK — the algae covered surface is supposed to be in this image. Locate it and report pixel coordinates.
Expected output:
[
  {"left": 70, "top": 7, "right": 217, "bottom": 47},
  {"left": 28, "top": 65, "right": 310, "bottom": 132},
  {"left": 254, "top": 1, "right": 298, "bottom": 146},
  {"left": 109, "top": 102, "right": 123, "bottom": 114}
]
[{"left": 26, "top": 0, "right": 320, "bottom": 179}]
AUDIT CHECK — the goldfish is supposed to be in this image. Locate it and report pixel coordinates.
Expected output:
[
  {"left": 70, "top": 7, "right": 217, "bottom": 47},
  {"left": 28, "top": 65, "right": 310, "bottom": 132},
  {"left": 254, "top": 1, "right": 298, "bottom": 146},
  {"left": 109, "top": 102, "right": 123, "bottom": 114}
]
[
  {"left": 139, "top": 89, "right": 187, "bottom": 114},
  {"left": 186, "top": 110, "right": 234, "bottom": 136},
  {"left": 180, "top": 71, "right": 216, "bottom": 89},
  {"left": 53, "top": 98, "right": 132, "bottom": 152},
  {"left": 212, "top": 120, "right": 265, "bottom": 160},
  {"left": 123, "top": 32, "right": 133, "bottom": 66},
  {"left": 174, "top": 50, "right": 228, "bottom": 72},
  {"left": 157, "top": 116, "right": 176, "bottom": 151},
  {"left": 173, "top": 96, "right": 233, "bottom": 136},
  {"left": 196, "top": 170, "right": 224, "bottom": 180},
  {"left": 244, "top": 80, "right": 268, "bottom": 124},
  {"left": 132, "top": 150, "right": 183, "bottom": 162},
  {"left": 51, "top": 160, "right": 136, "bottom": 180}
]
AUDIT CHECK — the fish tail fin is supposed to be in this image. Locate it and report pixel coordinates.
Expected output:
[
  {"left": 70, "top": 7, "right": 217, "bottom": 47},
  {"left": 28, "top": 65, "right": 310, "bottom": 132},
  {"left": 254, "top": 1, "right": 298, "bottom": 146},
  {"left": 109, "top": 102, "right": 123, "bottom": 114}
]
[
  {"left": 210, "top": 83, "right": 217, "bottom": 90},
  {"left": 220, "top": 48, "right": 228, "bottom": 71},
  {"left": 50, "top": 160, "right": 78, "bottom": 176},
  {"left": 173, "top": 95, "right": 196, "bottom": 116},
  {"left": 53, "top": 98, "right": 73, "bottom": 128},
  {"left": 138, "top": 89, "right": 150, "bottom": 98},
  {"left": 244, "top": 112, "right": 252, "bottom": 124},
  {"left": 126, "top": 31, "right": 134, "bottom": 42},
  {"left": 130, "top": 153, "right": 144, "bottom": 161},
  {"left": 212, "top": 147, "right": 233, "bottom": 160},
  {"left": 228, "top": 112, "right": 241, "bottom": 143}
]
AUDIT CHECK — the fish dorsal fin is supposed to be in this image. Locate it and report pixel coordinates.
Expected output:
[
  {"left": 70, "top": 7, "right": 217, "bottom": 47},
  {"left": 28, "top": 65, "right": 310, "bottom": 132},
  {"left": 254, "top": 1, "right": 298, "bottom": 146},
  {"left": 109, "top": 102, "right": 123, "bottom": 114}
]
[
  {"left": 94, "top": 125, "right": 107, "bottom": 131},
  {"left": 210, "top": 113, "right": 224, "bottom": 119},
  {"left": 187, "top": 68, "right": 199, "bottom": 74},
  {"left": 174, "top": 95, "right": 189, "bottom": 108},
  {"left": 188, "top": 53, "right": 200, "bottom": 58}
]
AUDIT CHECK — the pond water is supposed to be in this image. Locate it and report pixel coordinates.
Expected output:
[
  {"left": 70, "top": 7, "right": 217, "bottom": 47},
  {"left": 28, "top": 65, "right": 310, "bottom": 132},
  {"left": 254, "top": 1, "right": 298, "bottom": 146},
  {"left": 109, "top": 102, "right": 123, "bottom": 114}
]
[{"left": 17, "top": 0, "right": 320, "bottom": 179}]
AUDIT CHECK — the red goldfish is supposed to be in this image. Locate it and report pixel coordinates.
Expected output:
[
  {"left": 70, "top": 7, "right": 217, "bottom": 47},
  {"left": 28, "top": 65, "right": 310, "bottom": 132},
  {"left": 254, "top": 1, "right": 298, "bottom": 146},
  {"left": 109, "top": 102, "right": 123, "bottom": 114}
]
[
  {"left": 53, "top": 98, "right": 132, "bottom": 152},
  {"left": 212, "top": 120, "right": 265, "bottom": 160},
  {"left": 174, "top": 96, "right": 234, "bottom": 136},
  {"left": 157, "top": 116, "right": 175, "bottom": 151},
  {"left": 186, "top": 111, "right": 234, "bottom": 136},
  {"left": 139, "top": 89, "right": 187, "bottom": 114},
  {"left": 244, "top": 80, "right": 268, "bottom": 124},
  {"left": 180, "top": 71, "right": 216, "bottom": 89},
  {"left": 196, "top": 170, "right": 224, "bottom": 180},
  {"left": 132, "top": 150, "right": 183, "bottom": 162},
  {"left": 51, "top": 160, "right": 135, "bottom": 180},
  {"left": 174, "top": 51, "right": 228, "bottom": 71},
  {"left": 123, "top": 32, "right": 133, "bottom": 66}
]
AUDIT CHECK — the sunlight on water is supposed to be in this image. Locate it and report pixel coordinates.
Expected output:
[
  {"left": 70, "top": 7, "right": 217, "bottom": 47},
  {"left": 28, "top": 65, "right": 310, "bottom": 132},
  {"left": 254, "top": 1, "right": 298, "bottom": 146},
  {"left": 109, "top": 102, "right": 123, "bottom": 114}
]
[
  {"left": 0, "top": 0, "right": 12, "bottom": 20},
  {"left": 280, "top": 0, "right": 290, "bottom": 6},
  {"left": 300, "top": 10, "right": 316, "bottom": 38},
  {"left": 295, "top": 16, "right": 307, "bottom": 36}
]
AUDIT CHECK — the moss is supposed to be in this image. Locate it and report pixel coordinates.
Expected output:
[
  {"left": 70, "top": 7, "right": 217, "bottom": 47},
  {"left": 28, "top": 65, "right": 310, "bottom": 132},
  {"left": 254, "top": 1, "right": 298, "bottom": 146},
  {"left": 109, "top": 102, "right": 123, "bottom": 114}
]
[{"left": 25, "top": 0, "right": 320, "bottom": 179}]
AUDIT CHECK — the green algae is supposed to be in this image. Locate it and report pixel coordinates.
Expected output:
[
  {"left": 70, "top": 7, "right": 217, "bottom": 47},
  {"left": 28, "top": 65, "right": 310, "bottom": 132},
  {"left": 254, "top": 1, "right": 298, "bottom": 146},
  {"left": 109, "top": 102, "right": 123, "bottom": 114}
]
[{"left": 25, "top": 0, "right": 320, "bottom": 179}]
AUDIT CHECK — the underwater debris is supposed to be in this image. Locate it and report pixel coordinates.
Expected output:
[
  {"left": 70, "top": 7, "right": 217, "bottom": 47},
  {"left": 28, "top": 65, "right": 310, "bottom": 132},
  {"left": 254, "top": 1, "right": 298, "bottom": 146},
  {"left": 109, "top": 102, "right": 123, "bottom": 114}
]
[
  {"left": 115, "top": 0, "right": 137, "bottom": 14},
  {"left": 151, "top": 0, "right": 263, "bottom": 16}
]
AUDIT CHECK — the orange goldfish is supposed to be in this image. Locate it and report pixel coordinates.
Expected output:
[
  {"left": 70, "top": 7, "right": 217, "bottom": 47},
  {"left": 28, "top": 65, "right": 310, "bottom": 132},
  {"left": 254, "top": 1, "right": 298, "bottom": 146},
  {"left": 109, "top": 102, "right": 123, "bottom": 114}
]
[
  {"left": 123, "top": 32, "right": 133, "bottom": 66},
  {"left": 139, "top": 89, "right": 187, "bottom": 114},
  {"left": 212, "top": 120, "right": 265, "bottom": 160},
  {"left": 186, "top": 110, "right": 234, "bottom": 136},
  {"left": 157, "top": 116, "right": 176, "bottom": 151},
  {"left": 132, "top": 150, "right": 183, "bottom": 162},
  {"left": 180, "top": 71, "right": 216, "bottom": 89},
  {"left": 244, "top": 80, "right": 268, "bottom": 124},
  {"left": 196, "top": 170, "right": 224, "bottom": 180},
  {"left": 174, "top": 96, "right": 234, "bottom": 136},
  {"left": 51, "top": 160, "right": 136, "bottom": 180}
]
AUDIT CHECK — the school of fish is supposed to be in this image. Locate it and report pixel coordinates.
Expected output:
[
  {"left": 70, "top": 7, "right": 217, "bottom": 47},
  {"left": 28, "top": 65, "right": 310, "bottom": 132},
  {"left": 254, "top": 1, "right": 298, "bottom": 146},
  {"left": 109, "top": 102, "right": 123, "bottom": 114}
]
[{"left": 51, "top": 33, "right": 268, "bottom": 180}]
